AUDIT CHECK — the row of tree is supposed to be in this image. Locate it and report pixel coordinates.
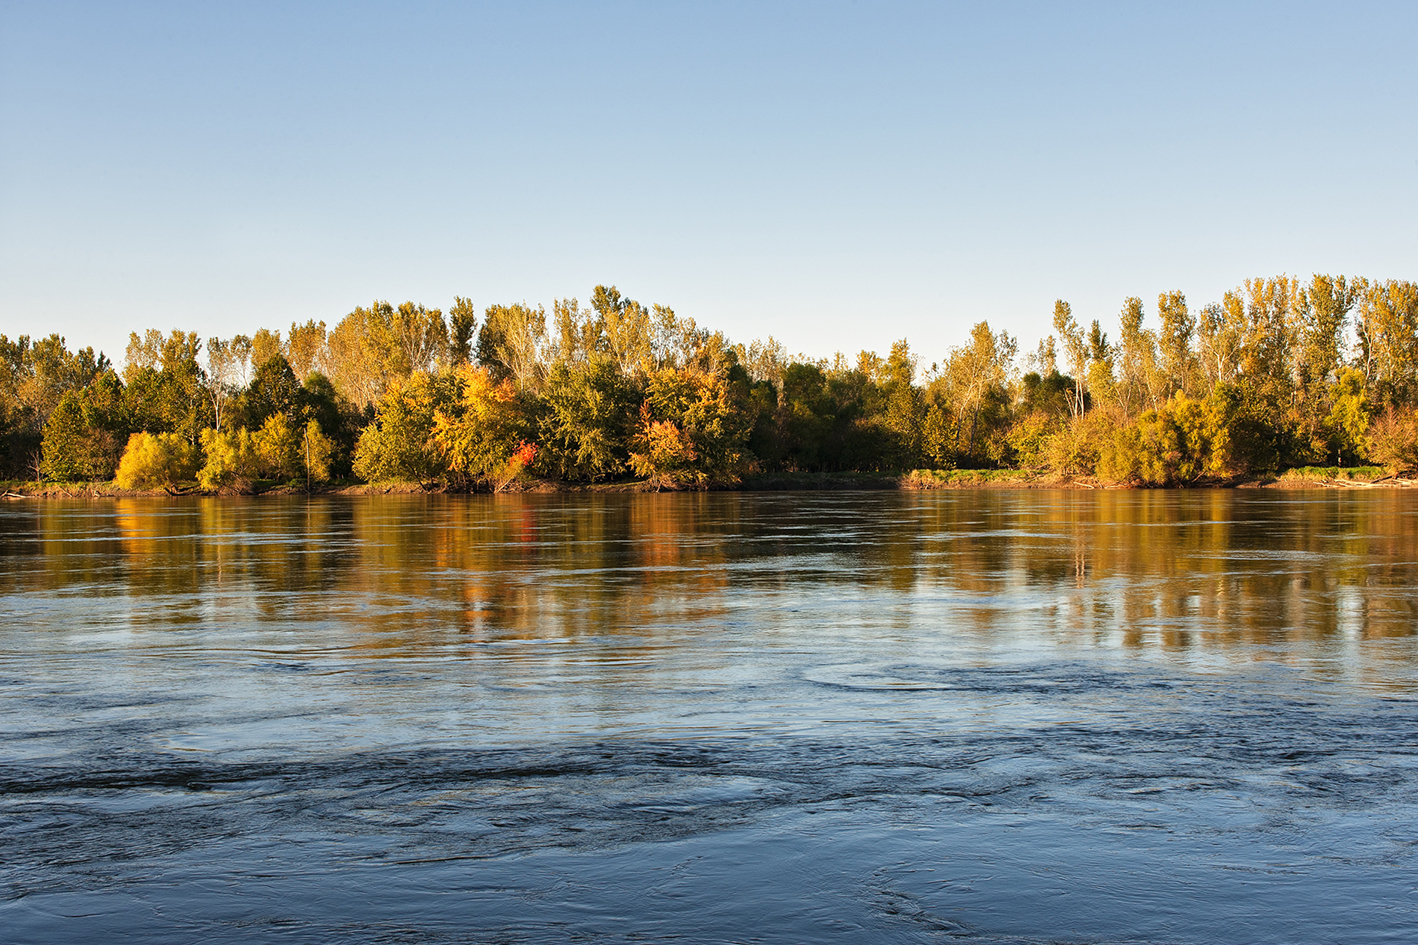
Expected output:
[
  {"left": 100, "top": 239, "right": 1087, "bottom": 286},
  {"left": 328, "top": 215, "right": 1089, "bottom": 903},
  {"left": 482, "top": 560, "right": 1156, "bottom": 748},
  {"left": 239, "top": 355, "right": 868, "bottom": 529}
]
[{"left": 4, "top": 274, "right": 1417, "bottom": 490}]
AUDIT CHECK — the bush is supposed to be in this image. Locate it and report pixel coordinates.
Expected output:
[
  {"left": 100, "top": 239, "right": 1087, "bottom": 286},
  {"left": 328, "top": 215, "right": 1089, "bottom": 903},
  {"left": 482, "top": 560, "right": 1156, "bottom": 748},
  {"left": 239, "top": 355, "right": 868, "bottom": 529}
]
[
  {"left": 1099, "top": 393, "right": 1231, "bottom": 485},
  {"left": 198, "top": 427, "right": 259, "bottom": 490},
  {"left": 629, "top": 409, "right": 701, "bottom": 488},
  {"left": 303, "top": 420, "right": 335, "bottom": 483},
  {"left": 1366, "top": 407, "right": 1418, "bottom": 472},
  {"left": 1042, "top": 409, "right": 1119, "bottom": 477},
  {"left": 254, "top": 412, "right": 302, "bottom": 480},
  {"left": 115, "top": 432, "right": 200, "bottom": 489},
  {"left": 1004, "top": 411, "right": 1057, "bottom": 472}
]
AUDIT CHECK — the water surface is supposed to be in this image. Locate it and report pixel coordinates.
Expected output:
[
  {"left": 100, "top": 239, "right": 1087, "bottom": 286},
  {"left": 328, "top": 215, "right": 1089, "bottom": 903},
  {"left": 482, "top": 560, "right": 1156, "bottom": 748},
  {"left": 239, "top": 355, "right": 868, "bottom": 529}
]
[{"left": 3, "top": 490, "right": 1418, "bottom": 942}]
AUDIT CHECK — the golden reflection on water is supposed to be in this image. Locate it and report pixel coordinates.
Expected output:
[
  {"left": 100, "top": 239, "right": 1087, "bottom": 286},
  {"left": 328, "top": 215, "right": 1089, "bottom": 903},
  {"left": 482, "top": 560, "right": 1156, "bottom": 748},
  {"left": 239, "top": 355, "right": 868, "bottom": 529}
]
[{"left": 8, "top": 490, "right": 1418, "bottom": 676}]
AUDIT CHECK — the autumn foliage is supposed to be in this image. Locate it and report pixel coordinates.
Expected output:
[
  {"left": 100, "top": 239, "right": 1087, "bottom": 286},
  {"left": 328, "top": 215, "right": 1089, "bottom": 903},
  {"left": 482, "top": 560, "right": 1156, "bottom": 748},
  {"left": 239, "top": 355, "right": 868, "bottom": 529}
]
[{"left": 9, "top": 275, "right": 1418, "bottom": 489}]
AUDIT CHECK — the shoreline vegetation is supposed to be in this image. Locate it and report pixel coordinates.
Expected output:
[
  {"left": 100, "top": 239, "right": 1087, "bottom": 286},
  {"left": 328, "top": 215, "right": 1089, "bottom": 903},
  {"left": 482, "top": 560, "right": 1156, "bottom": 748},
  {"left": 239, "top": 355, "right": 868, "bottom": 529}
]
[
  {"left": 3, "top": 467, "right": 1410, "bottom": 500},
  {"left": 5, "top": 275, "right": 1418, "bottom": 497},
  {"left": 0, "top": 465, "right": 1412, "bottom": 499}
]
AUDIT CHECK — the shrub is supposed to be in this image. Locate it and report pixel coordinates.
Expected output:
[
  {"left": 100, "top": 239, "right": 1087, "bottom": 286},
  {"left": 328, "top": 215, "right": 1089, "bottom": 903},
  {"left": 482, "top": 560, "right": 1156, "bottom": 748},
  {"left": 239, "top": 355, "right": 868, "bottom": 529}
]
[
  {"left": 115, "top": 432, "right": 200, "bottom": 489},
  {"left": 1004, "top": 411, "right": 1057, "bottom": 472},
  {"left": 1042, "top": 409, "right": 1119, "bottom": 477},
  {"left": 628, "top": 409, "right": 700, "bottom": 488},
  {"left": 303, "top": 420, "right": 335, "bottom": 483},
  {"left": 198, "top": 427, "right": 259, "bottom": 490},
  {"left": 1099, "top": 392, "right": 1232, "bottom": 485},
  {"left": 1366, "top": 407, "right": 1418, "bottom": 473},
  {"left": 254, "top": 412, "right": 302, "bottom": 480}
]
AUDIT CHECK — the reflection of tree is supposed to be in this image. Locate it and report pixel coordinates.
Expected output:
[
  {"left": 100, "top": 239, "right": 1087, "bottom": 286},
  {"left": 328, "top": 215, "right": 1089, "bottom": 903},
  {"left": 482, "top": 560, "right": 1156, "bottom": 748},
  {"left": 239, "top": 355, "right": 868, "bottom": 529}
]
[{"left": 8, "top": 492, "right": 1418, "bottom": 691}]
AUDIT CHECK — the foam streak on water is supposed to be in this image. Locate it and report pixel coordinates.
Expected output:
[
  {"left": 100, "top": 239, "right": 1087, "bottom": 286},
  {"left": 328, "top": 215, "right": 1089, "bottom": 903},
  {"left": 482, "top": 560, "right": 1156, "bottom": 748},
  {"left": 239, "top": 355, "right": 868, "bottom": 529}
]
[{"left": 3, "top": 491, "right": 1418, "bottom": 943}]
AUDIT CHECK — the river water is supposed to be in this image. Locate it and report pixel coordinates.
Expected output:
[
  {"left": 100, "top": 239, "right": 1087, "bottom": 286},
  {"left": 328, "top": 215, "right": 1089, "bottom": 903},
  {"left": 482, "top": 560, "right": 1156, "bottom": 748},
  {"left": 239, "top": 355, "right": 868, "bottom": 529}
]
[{"left": 3, "top": 490, "right": 1418, "bottom": 943}]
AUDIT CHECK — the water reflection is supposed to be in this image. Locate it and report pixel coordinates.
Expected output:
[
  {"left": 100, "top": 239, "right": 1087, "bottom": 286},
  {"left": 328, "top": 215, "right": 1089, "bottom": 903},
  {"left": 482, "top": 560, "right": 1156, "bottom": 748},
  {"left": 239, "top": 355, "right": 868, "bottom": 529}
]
[{"left": 6, "top": 490, "right": 1418, "bottom": 663}]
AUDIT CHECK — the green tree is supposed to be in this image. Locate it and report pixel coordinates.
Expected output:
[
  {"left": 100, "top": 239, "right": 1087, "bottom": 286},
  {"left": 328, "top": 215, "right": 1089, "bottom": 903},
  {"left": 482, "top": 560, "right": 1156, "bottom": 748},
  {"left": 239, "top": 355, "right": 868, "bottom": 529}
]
[
  {"left": 39, "top": 393, "right": 91, "bottom": 481},
  {"left": 1053, "top": 300, "right": 1087, "bottom": 417},
  {"left": 352, "top": 371, "right": 457, "bottom": 482},
  {"left": 240, "top": 355, "right": 304, "bottom": 430},
  {"left": 878, "top": 339, "right": 923, "bottom": 467},
  {"left": 538, "top": 356, "right": 636, "bottom": 481},
  {"left": 1085, "top": 320, "right": 1116, "bottom": 408},
  {"left": 1328, "top": 368, "right": 1372, "bottom": 464},
  {"left": 122, "top": 329, "right": 210, "bottom": 442}
]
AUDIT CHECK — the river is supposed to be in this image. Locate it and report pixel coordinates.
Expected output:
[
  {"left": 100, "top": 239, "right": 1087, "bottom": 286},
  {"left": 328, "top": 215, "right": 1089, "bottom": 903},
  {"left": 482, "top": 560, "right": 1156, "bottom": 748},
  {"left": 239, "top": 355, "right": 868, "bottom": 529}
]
[{"left": 3, "top": 490, "right": 1417, "bottom": 943}]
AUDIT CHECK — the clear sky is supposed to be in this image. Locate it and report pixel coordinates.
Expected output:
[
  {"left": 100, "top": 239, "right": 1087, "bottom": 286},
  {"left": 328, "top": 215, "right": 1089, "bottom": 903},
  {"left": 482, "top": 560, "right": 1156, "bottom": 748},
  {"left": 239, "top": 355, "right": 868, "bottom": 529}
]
[{"left": 2, "top": 1, "right": 1414, "bottom": 368}]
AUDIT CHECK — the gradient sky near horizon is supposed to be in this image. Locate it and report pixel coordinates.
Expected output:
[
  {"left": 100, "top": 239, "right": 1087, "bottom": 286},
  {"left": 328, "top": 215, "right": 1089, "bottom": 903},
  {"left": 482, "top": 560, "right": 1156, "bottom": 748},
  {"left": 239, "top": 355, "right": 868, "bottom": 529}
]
[{"left": 2, "top": 1, "right": 1415, "bottom": 368}]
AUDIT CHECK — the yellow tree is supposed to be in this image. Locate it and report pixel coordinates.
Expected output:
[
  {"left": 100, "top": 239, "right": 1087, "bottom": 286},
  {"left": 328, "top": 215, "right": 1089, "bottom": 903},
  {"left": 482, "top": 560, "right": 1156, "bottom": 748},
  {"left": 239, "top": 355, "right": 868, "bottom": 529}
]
[
  {"left": 1052, "top": 300, "right": 1087, "bottom": 417},
  {"left": 592, "top": 285, "right": 653, "bottom": 375},
  {"left": 327, "top": 305, "right": 388, "bottom": 409},
  {"left": 1297, "top": 275, "right": 1357, "bottom": 390},
  {"left": 1239, "top": 276, "right": 1300, "bottom": 407},
  {"left": 1115, "top": 297, "right": 1160, "bottom": 413},
  {"left": 1195, "top": 299, "right": 1242, "bottom": 388},
  {"left": 1356, "top": 279, "right": 1418, "bottom": 406},
  {"left": 478, "top": 303, "right": 547, "bottom": 391},
  {"left": 945, "top": 321, "right": 1016, "bottom": 459},
  {"left": 431, "top": 366, "right": 529, "bottom": 480},
  {"left": 548, "top": 297, "right": 599, "bottom": 365},
  {"left": 1156, "top": 290, "right": 1196, "bottom": 397},
  {"left": 286, "top": 319, "right": 328, "bottom": 379},
  {"left": 382, "top": 302, "right": 448, "bottom": 376},
  {"left": 631, "top": 364, "right": 753, "bottom": 486},
  {"left": 249, "top": 328, "right": 283, "bottom": 371},
  {"left": 651, "top": 304, "right": 709, "bottom": 369}
]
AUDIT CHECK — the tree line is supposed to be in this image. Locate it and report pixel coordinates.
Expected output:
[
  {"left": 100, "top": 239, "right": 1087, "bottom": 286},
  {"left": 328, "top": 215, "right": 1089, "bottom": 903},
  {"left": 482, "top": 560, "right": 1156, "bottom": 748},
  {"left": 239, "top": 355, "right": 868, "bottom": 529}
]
[{"left": 3, "top": 274, "right": 1417, "bottom": 491}]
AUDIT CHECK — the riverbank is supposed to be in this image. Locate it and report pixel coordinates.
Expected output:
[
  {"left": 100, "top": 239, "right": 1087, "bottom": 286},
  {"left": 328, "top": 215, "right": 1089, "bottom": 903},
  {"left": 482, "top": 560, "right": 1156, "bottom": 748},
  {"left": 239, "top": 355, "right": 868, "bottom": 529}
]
[{"left": 3, "top": 466, "right": 1411, "bottom": 499}]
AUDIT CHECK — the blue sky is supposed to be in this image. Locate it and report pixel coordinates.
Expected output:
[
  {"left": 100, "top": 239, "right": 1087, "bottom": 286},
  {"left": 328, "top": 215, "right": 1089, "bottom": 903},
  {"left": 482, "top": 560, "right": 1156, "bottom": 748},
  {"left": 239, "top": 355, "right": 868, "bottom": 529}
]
[{"left": 2, "top": 1, "right": 1414, "bottom": 367}]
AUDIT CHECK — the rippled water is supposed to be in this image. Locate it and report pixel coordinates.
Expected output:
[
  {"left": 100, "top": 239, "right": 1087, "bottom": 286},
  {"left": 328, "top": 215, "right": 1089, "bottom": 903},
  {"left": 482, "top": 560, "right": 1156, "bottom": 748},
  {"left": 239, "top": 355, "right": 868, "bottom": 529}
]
[{"left": 4, "top": 490, "right": 1418, "bottom": 943}]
